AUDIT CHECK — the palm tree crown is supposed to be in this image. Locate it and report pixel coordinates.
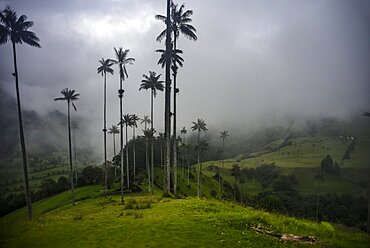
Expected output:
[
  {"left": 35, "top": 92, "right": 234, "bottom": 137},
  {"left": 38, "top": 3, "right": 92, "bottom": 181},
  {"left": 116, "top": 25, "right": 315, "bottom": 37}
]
[
  {"left": 155, "top": 1, "right": 197, "bottom": 42},
  {"left": 54, "top": 88, "right": 80, "bottom": 109},
  {"left": 220, "top": 130, "right": 230, "bottom": 141},
  {"left": 181, "top": 126, "right": 187, "bottom": 135},
  {"left": 97, "top": 58, "right": 114, "bottom": 76},
  {"left": 131, "top": 114, "right": 140, "bottom": 128},
  {"left": 191, "top": 118, "right": 208, "bottom": 133},
  {"left": 156, "top": 43, "right": 184, "bottom": 68},
  {"left": 139, "top": 71, "right": 165, "bottom": 97},
  {"left": 109, "top": 47, "right": 135, "bottom": 81},
  {"left": 108, "top": 125, "right": 119, "bottom": 135},
  {"left": 0, "top": 7, "right": 41, "bottom": 47},
  {"left": 141, "top": 115, "right": 151, "bottom": 129}
]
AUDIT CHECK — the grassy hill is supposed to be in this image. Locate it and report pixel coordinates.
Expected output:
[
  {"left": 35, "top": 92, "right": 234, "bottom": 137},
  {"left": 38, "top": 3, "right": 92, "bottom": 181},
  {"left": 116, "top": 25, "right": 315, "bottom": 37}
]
[{"left": 0, "top": 185, "right": 369, "bottom": 248}]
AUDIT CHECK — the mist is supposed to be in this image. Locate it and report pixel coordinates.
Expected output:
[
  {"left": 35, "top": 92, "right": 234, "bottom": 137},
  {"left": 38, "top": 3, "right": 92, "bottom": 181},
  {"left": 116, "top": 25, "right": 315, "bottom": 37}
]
[{"left": 1, "top": 0, "right": 369, "bottom": 160}]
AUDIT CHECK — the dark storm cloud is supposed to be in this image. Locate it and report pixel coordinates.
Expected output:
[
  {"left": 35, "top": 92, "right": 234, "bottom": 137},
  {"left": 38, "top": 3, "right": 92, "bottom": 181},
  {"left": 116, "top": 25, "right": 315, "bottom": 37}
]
[{"left": 1, "top": 0, "right": 369, "bottom": 157}]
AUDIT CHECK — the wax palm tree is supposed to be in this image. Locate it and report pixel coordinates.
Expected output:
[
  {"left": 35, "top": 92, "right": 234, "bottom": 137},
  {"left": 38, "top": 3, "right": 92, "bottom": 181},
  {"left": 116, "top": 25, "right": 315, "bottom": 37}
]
[
  {"left": 158, "top": 132, "right": 165, "bottom": 168},
  {"left": 108, "top": 125, "right": 119, "bottom": 179},
  {"left": 110, "top": 47, "right": 134, "bottom": 203},
  {"left": 71, "top": 121, "right": 79, "bottom": 183},
  {"left": 195, "top": 139, "right": 209, "bottom": 198},
  {"left": 97, "top": 58, "right": 114, "bottom": 195},
  {"left": 0, "top": 7, "right": 41, "bottom": 219},
  {"left": 219, "top": 130, "right": 230, "bottom": 200},
  {"left": 54, "top": 88, "right": 79, "bottom": 205},
  {"left": 140, "top": 71, "right": 164, "bottom": 190},
  {"left": 156, "top": 1, "right": 197, "bottom": 195},
  {"left": 191, "top": 118, "right": 208, "bottom": 197},
  {"left": 131, "top": 114, "right": 140, "bottom": 181},
  {"left": 121, "top": 114, "right": 134, "bottom": 188}
]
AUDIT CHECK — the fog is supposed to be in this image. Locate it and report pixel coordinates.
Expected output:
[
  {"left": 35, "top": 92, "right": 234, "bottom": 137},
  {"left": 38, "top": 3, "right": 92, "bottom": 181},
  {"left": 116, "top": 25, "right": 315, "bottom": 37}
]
[{"left": 1, "top": 0, "right": 369, "bottom": 159}]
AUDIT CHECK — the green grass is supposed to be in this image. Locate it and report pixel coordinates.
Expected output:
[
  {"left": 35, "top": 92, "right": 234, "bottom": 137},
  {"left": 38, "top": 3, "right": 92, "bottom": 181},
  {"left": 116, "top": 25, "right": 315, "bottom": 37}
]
[{"left": 0, "top": 185, "right": 368, "bottom": 247}]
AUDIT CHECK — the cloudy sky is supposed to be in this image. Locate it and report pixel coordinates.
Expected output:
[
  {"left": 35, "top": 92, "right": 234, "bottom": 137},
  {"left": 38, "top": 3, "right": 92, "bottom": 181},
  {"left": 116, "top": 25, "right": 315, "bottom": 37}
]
[{"left": 1, "top": 0, "right": 369, "bottom": 148}]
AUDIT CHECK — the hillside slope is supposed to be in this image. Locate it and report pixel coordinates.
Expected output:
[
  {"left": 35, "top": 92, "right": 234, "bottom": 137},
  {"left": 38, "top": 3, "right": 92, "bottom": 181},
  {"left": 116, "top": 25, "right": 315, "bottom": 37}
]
[{"left": 0, "top": 186, "right": 369, "bottom": 248}]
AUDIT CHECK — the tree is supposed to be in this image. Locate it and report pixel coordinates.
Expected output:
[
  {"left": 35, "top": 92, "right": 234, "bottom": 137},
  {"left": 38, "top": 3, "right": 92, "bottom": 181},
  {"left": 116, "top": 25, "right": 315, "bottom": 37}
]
[
  {"left": 110, "top": 47, "right": 134, "bottom": 203},
  {"left": 121, "top": 114, "right": 134, "bottom": 189},
  {"left": 54, "top": 88, "right": 80, "bottom": 205},
  {"left": 156, "top": 2, "right": 197, "bottom": 196},
  {"left": 139, "top": 71, "right": 164, "bottom": 191},
  {"left": 0, "top": 6, "right": 41, "bottom": 219},
  {"left": 219, "top": 130, "right": 230, "bottom": 200},
  {"left": 362, "top": 111, "right": 370, "bottom": 234},
  {"left": 141, "top": 115, "right": 151, "bottom": 192},
  {"left": 130, "top": 114, "right": 140, "bottom": 181},
  {"left": 191, "top": 118, "right": 208, "bottom": 197},
  {"left": 97, "top": 58, "right": 114, "bottom": 195},
  {"left": 108, "top": 125, "right": 119, "bottom": 179}
]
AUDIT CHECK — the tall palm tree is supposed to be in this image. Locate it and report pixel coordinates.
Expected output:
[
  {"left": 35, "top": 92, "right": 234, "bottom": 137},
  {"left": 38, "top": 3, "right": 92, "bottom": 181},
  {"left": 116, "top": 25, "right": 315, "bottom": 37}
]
[
  {"left": 140, "top": 71, "right": 164, "bottom": 191},
  {"left": 191, "top": 118, "right": 208, "bottom": 197},
  {"left": 97, "top": 58, "right": 114, "bottom": 195},
  {"left": 156, "top": 1, "right": 197, "bottom": 195},
  {"left": 108, "top": 125, "right": 119, "bottom": 179},
  {"left": 121, "top": 114, "right": 133, "bottom": 189},
  {"left": 362, "top": 112, "right": 370, "bottom": 234},
  {"left": 54, "top": 88, "right": 80, "bottom": 205},
  {"left": 156, "top": 44, "right": 183, "bottom": 194},
  {"left": 180, "top": 126, "right": 187, "bottom": 179},
  {"left": 110, "top": 47, "right": 134, "bottom": 203},
  {"left": 0, "top": 7, "right": 41, "bottom": 219},
  {"left": 156, "top": 0, "right": 172, "bottom": 194},
  {"left": 130, "top": 114, "right": 140, "bottom": 181},
  {"left": 71, "top": 120, "right": 79, "bottom": 183},
  {"left": 219, "top": 130, "right": 230, "bottom": 200}
]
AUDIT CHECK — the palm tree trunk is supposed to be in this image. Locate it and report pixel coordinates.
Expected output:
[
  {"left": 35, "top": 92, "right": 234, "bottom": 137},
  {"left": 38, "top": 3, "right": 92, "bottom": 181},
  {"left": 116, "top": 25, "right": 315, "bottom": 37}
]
[
  {"left": 151, "top": 89, "right": 154, "bottom": 192},
  {"left": 145, "top": 122, "right": 151, "bottom": 192},
  {"left": 12, "top": 42, "right": 32, "bottom": 219},
  {"left": 187, "top": 146, "right": 190, "bottom": 187},
  {"left": 220, "top": 139, "right": 225, "bottom": 200},
  {"left": 197, "top": 131, "right": 200, "bottom": 198},
  {"left": 173, "top": 37, "right": 178, "bottom": 195},
  {"left": 104, "top": 72, "right": 108, "bottom": 195},
  {"left": 133, "top": 126, "right": 136, "bottom": 182},
  {"left": 73, "top": 126, "right": 78, "bottom": 184},
  {"left": 67, "top": 100, "right": 75, "bottom": 205},
  {"left": 164, "top": 0, "right": 172, "bottom": 194},
  {"left": 126, "top": 124, "right": 129, "bottom": 188},
  {"left": 119, "top": 77, "right": 124, "bottom": 203},
  {"left": 113, "top": 133, "right": 116, "bottom": 180}
]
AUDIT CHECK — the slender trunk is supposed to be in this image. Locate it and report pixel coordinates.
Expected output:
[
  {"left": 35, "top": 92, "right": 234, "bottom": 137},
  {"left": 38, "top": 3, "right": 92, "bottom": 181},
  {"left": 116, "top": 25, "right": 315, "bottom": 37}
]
[
  {"left": 67, "top": 100, "right": 75, "bottom": 205},
  {"left": 164, "top": 0, "right": 172, "bottom": 194},
  {"left": 173, "top": 37, "right": 178, "bottom": 195},
  {"left": 73, "top": 126, "right": 78, "bottom": 184},
  {"left": 145, "top": 123, "right": 151, "bottom": 192},
  {"left": 12, "top": 42, "right": 32, "bottom": 218},
  {"left": 220, "top": 138, "right": 225, "bottom": 200},
  {"left": 126, "top": 124, "right": 129, "bottom": 188},
  {"left": 234, "top": 176, "right": 237, "bottom": 201},
  {"left": 113, "top": 133, "right": 116, "bottom": 180},
  {"left": 104, "top": 72, "right": 108, "bottom": 195},
  {"left": 187, "top": 146, "right": 190, "bottom": 187},
  {"left": 151, "top": 89, "right": 154, "bottom": 192},
  {"left": 197, "top": 131, "right": 200, "bottom": 198},
  {"left": 133, "top": 126, "right": 136, "bottom": 182},
  {"left": 119, "top": 75, "right": 124, "bottom": 203}
]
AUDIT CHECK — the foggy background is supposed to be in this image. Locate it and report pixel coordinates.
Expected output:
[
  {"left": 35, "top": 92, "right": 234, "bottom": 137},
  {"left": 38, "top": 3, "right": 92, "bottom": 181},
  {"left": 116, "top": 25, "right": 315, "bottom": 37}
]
[{"left": 1, "top": 0, "right": 369, "bottom": 161}]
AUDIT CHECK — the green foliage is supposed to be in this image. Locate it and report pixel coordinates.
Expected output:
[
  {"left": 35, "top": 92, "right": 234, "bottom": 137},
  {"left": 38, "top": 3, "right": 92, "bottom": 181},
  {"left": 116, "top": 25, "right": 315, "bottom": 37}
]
[{"left": 1, "top": 190, "right": 369, "bottom": 247}]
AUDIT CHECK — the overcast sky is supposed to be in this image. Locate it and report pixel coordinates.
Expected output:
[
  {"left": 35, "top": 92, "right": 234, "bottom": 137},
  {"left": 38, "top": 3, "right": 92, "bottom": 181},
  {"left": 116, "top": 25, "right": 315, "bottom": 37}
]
[{"left": 1, "top": 0, "right": 369, "bottom": 149}]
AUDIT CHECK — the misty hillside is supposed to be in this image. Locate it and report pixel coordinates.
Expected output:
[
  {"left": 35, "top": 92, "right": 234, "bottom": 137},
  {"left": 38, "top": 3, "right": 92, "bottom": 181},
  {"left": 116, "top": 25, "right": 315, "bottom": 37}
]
[{"left": 0, "top": 89, "right": 95, "bottom": 165}]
